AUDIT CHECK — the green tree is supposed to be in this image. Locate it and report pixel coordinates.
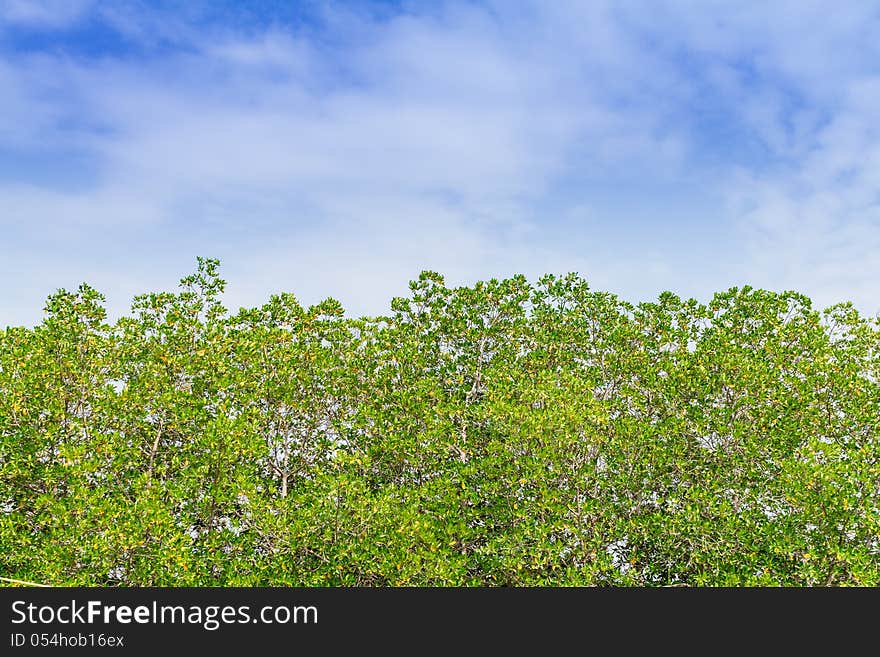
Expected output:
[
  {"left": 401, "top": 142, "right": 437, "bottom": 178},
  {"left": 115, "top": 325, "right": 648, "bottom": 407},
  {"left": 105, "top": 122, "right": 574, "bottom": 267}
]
[{"left": 1, "top": 259, "right": 877, "bottom": 586}]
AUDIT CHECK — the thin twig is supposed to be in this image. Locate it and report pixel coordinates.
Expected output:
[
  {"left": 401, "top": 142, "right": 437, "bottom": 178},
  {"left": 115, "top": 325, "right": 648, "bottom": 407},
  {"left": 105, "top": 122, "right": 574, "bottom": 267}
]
[{"left": 0, "top": 576, "right": 52, "bottom": 587}]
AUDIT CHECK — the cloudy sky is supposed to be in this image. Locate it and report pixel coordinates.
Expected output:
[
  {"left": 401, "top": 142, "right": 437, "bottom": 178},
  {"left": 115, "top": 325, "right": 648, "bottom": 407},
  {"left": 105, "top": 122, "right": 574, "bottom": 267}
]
[{"left": 1, "top": 0, "right": 878, "bottom": 326}]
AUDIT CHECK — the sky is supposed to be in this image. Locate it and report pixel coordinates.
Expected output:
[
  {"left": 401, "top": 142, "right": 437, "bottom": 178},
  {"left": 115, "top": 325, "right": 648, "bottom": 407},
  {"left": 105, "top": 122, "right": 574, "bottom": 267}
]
[{"left": 1, "top": 0, "right": 879, "bottom": 327}]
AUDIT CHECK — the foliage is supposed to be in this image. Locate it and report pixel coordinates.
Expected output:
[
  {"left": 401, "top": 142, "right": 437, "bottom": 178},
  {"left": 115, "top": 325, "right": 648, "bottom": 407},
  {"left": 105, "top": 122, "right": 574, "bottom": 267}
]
[{"left": 1, "top": 259, "right": 878, "bottom": 585}]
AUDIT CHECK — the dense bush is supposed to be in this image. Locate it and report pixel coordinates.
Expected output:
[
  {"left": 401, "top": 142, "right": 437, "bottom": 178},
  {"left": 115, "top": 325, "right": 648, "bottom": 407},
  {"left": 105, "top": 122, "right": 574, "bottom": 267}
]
[{"left": 1, "top": 258, "right": 878, "bottom": 586}]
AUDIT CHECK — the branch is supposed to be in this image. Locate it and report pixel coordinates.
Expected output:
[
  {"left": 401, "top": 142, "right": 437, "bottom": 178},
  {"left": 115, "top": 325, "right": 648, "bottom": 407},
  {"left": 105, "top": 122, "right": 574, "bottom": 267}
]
[{"left": 0, "top": 576, "right": 52, "bottom": 587}]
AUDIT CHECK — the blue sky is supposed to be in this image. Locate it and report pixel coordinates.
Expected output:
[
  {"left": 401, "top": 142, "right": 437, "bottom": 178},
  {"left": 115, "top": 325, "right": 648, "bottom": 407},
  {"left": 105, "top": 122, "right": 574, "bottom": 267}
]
[{"left": 1, "top": 0, "right": 879, "bottom": 326}]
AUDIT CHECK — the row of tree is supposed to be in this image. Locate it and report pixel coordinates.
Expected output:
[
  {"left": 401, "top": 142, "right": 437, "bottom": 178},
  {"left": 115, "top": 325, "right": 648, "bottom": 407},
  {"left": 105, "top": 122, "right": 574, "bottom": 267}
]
[{"left": 1, "top": 258, "right": 878, "bottom": 585}]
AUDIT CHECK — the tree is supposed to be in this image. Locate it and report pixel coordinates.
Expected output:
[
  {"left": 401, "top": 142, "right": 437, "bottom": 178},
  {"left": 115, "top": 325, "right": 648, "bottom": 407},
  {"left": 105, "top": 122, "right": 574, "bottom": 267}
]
[{"left": 1, "top": 259, "right": 877, "bottom": 586}]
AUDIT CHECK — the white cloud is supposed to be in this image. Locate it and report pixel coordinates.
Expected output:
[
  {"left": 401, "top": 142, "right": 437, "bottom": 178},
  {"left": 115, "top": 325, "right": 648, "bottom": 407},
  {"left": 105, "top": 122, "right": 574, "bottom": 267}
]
[
  {"left": 1, "top": 1, "right": 879, "bottom": 327},
  {"left": 730, "top": 77, "right": 880, "bottom": 313},
  {"left": 0, "top": 0, "right": 93, "bottom": 29}
]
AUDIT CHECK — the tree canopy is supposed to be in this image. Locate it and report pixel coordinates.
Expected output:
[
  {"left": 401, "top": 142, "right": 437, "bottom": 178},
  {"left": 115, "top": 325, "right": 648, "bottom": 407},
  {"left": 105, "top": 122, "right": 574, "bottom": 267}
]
[{"left": 1, "top": 258, "right": 878, "bottom": 586}]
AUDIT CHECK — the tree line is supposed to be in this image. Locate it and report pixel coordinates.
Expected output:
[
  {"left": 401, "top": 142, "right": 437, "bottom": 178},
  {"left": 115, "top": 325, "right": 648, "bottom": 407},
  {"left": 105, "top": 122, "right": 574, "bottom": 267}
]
[{"left": 1, "top": 258, "right": 878, "bottom": 585}]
